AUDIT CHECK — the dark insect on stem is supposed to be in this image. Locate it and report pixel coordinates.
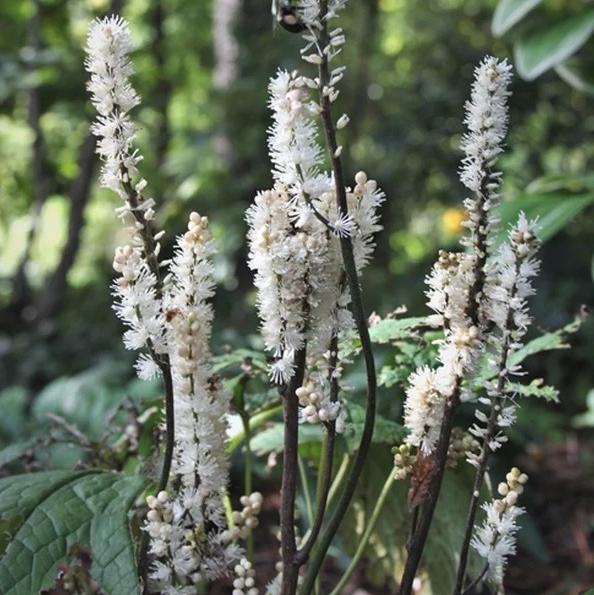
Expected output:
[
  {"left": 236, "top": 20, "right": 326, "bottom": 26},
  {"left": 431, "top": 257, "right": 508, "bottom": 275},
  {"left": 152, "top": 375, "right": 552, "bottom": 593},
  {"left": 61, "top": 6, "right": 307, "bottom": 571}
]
[{"left": 272, "top": 0, "right": 307, "bottom": 33}]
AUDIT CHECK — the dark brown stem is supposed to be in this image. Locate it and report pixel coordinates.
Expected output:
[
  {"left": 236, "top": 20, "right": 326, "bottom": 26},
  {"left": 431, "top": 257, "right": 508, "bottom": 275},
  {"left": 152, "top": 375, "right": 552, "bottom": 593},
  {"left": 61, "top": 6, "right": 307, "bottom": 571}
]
[
  {"left": 299, "top": 5, "right": 377, "bottom": 592},
  {"left": 399, "top": 140, "right": 496, "bottom": 595},
  {"left": 453, "top": 263, "right": 521, "bottom": 594},
  {"left": 399, "top": 392, "right": 459, "bottom": 594},
  {"left": 461, "top": 563, "right": 489, "bottom": 595},
  {"left": 280, "top": 347, "right": 307, "bottom": 595},
  {"left": 295, "top": 339, "right": 338, "bottom": 564}
]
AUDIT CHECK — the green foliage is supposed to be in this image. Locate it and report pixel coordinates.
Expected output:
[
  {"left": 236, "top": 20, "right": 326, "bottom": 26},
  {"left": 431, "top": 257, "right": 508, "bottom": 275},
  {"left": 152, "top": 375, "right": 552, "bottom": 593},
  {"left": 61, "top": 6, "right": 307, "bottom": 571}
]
[
  {"left": 492, "top": 0, "right": 542, "bottom": 37},
  {"left": 493, "top": 0, "right": 594, "bottom": 93},
  {"left": 339, "top": 447, "right": 484, "bottom": 595},
  {"left": 514, "top": 11, "right": 594, "bottom": 80},
  {"left": 0, "top": 470, "right": 145, "bottom": 595}
]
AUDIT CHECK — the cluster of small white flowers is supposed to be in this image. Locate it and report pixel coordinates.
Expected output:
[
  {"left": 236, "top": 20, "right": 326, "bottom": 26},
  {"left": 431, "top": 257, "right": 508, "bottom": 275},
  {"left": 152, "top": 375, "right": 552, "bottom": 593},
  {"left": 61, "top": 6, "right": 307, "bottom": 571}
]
[
  {"left": 460, "top": 57, "right": 512, "bottom": 258},
  {"left": 86, "top": 16, "right": 168, "bottom": 378},
  {"left": 86, "top": 15, "right": 141, "bottom": 197},
  {"left": 467, "top": 214, "right": 540, "bottom": 464},
  {"left": 222, "top": 492, "right": 263, "bottom": 542},
  {"left": 248, "top": 66, "right": 383, "bottom": 385},
  {"left": 403, "top": 57, "right": 513, "bottom": 453},
  {"left": 246, "top": 184, "right": 343, "bottom": 383},
  {"left": 393, "top": 443, "right": 415, "bottom": 480},
  {"left": 86, "top": 18, "right": 239, "bottom": 592},
  {"left": 296, "top": 379, "right": 345, "bottom": 431},
  {"left": 471, "top": 467, "right": 527, "bottom": 584},
  {"left": 143, "top": 214, "right": 239, "bottom": 590},
  {"left": 112, "top": 245, "right": 166, "bottom": 376},
  {"left": 232, "top": 558, "right": 258, "bottom": 595}
]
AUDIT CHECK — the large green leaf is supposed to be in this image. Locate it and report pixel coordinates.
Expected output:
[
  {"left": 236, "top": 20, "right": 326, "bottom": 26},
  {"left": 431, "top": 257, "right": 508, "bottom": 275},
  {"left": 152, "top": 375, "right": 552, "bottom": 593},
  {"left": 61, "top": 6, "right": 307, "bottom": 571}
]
[
  {"left": 339, "top": 447, "right": 484, "bottom": 594},
  {"left": 514, "top": 11, "right": 594, "bottom": 80},
  {"left": 555, "top": 58, "right": 594, "bottom": 95},
  {"left": 498, "top": 192, "right": 594, "bottom": 243},
  {"left": 492, "top": 0, "right": 542, "bottom": 37},
  {"left": 0, "top": 471, "right": 145, "bottom": 595}
]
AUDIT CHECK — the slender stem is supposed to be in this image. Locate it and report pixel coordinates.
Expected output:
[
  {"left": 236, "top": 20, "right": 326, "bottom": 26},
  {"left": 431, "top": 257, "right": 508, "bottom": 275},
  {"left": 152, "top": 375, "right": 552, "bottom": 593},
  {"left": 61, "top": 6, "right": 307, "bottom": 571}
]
[
  {"left": 280, "top": 347, "right": 307, "bottom": 595},
  {"left": 241, "top": 412, "right": 254, "bottom": 562},
  {"left": 327, "top": 453, "right": 350, "bottom": 506},
  {"left": 398, "top": 393, "right": 458, "bottom": 595},
  {"left": 461, "top": 564, "right": 489, "bottom": 595},
  {"left": 296, "top": 339, "right": 338, "bottom": 564},
  {"left": 299, "top": 5, "right": 377, "bottom": 592},
  {"left": 299, "top": 455, "right": 315, "bottom": 527},
  {"left": 329, "top": 471, "right": 396, "bottom": 595},
  {"left": 453, "top": 280, "right": 519, "bottom": 594}
]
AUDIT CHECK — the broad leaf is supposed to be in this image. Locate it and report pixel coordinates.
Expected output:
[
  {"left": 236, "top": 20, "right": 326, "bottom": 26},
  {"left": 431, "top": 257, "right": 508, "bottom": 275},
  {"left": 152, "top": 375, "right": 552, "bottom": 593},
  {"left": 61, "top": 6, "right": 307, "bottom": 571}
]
[
  {"left": 369, "top": 317, "right": 429, "bottom": 344},
  {"left": 555, "top": 58, "right": 594, "bottom": 95},
  {"left": 514, "top": 11, "right": 594, "bottom": 80},
  {"left": 497, "top": 192, "right": 594, "bottom": 243},
  {"left": 250, "top": 422, "right": 323, "bottom": 456},
  {"left": 340, "top": 447, "right": 484, "bottom": 594},
  {"left": 345, "top": 403, "right": 406, "bottom": 450},
  {"left": 492, "top": 0, "right": 542, "bottom": 37},
  {"left": 0, "top": 471, "right": 145, "bottom": 595}
]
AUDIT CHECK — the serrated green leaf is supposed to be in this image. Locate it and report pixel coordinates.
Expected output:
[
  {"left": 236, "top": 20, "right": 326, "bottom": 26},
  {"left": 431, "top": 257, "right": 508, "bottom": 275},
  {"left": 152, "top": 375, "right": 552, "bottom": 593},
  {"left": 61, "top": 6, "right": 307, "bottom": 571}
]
[
  {"left": 509, "top": 317, "right": 582, "bottom": 369},
  {"left": 0, "top": 471, "right": 145, "bottom": 595},
  {"left": 492, "top": 0, "right": 542, "bottom": 37},
  {"left": 507, "top": 379, "right": 559, "bottom": 402},
  {"left": 514, "top": 11, "right": 594, "bottom": 80},
  {"left": 369, "top": 317, "right": 429, "bottom": 344}
]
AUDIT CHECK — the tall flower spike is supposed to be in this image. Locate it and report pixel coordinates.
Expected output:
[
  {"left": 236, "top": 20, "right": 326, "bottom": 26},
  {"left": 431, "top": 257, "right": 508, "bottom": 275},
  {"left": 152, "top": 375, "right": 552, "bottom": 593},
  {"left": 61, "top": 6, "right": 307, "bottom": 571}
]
[
  {"left": 248, "top": 69, "right": 383, "bottom": 385},
  {"left": 403, "top": 58, "right": 513, "bottom": 455},
  {"left": 145, "top": 214, "right": 239, "bottom": 591},
  {"left": 86, "top": 16, "right": 167, "bottom": 376}
]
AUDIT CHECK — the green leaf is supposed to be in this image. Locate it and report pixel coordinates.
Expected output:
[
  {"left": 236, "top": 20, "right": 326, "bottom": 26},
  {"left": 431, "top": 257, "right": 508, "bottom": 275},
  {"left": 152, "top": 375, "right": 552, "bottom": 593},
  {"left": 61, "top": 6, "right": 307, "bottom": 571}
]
[
  {"left": 509, "top": 317, "right": 583, "bottom": 369},
  {"left": 0, "top": 471, "right": 145, "bottom": 594},
  {"left": 339, "top": 447, "right": 484, "bottom": 593},
  {"left": 507, "top": 379, "right": 559, "bottom": 402},
  {"left": 492, "top": 0, "right": 542, "bottom": 37},
  {"left": 498, "top": 192, "right": 594, "bottom": 243},
  {"left": 250, "top": 422, "right": 323, "bottom": 456},
  {"left": 344, "top": 403, "right": 406, "bottom": 451},
  {"left": 514, "top": 11, "right": 594, "bottom": 80},
  {"left": 369, "top": 317, "right": 429, "bottom": 344},
  {"left": 555, "top": 58, "right": 594, "bottom": 95}
]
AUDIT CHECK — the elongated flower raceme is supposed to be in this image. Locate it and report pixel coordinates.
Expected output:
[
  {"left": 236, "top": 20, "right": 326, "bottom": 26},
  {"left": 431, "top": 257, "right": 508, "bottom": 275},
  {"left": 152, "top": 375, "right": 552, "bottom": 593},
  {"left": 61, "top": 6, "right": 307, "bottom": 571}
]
[
  {"left": 86, "top": 17, "right": 238, "bottom": 591},
  {"left": 471, "top": 468, "right": 528, "bottom": 584},
  {"left": 248, "top": 70, "right": 384, "bottom": 388},
  {"left": 468, "top": 214, "right": 540, "bottom": 461},
  {"left": 86, "top": 16, "right": 167, "bottom": 374},
  {"left": 145, "top": 214, "right": 239, "bottom": 591},
  {"left": 403, "top": 56, "right": 513, "bottom": 454}
]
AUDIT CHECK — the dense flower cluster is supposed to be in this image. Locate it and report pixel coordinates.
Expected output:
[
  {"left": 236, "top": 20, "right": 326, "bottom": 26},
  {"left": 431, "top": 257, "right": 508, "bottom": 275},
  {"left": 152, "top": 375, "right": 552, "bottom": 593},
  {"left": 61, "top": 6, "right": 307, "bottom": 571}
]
[
  {"left": 86, "top": 18, "right": 238, "bottom": 592},
  {"left": 247, "top": 69, "right": 383, "bottom": 388},
  {"left": 471, "top": 467, "right": 528, "bottom": 583},
  {"left": 468, "top": 214, "right": 540, "bottom": 464},
  {"left": 403, "top": 57, "right": 513, "bottom": 453}
]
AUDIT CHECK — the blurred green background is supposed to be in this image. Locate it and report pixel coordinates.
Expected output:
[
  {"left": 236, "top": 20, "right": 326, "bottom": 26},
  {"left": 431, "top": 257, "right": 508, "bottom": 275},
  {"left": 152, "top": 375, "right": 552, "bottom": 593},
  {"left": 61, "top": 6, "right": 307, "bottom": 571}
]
[{"left": 0, "top": 0, "right": 593, "bottom": 591}]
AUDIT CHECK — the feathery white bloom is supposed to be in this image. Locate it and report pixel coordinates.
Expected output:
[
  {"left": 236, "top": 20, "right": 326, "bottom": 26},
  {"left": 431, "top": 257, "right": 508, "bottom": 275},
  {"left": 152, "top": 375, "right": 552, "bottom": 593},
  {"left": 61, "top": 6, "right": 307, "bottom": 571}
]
[
  {"left": 86, "top": 16, "right": 166, "bottom": 377},
  {"left": 467, "top": 214, "right": 540, "bottom": 461},
  {"left": 471, "top": 468, "right": 527, "bottom": 584},
  {"left": 404, "top": 366, "right": 446, "bottom": 453},
  {"left": 248, "top": 70, "right": 383, "bottom": 383},
  {"left": 145, "top": 214, "right": 238, "bottom": 590}
]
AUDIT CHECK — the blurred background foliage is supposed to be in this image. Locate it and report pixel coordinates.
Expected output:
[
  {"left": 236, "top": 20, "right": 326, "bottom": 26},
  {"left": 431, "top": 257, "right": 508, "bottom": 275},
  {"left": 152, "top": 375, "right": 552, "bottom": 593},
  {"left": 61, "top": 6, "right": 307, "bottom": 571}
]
[{"left": 0, "top": 0, "right": 593, "bottom": 591}]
